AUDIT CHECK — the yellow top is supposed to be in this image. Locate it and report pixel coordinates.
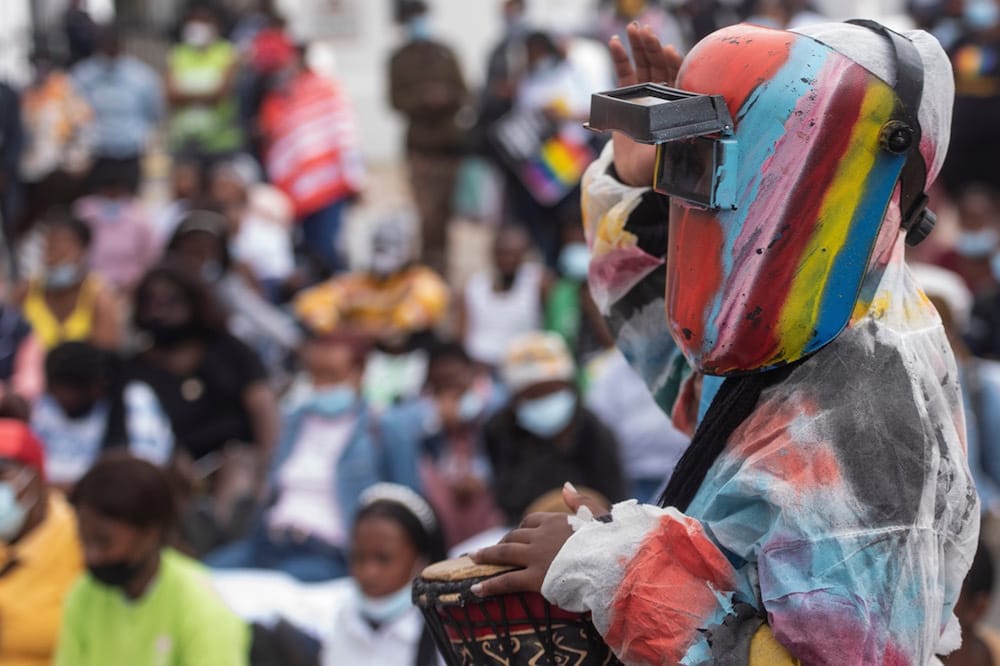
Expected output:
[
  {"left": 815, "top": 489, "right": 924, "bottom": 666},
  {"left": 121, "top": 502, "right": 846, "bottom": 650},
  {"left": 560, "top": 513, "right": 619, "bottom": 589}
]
[
  {"left": 0, "top": 493, "right": 83, "bottom": 666},
  {"left": 22, "top": 276, "right": 99, "bottom": 350},
  {"left": 294, "top": 265, "right": 450, "bottom": 336}
]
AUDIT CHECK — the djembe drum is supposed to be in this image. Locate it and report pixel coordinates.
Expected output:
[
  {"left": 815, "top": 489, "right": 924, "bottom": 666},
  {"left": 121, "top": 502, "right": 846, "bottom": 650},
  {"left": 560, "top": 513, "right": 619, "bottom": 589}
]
[{"left": 412, "top": 556, "right": 623, "bottom": 666}]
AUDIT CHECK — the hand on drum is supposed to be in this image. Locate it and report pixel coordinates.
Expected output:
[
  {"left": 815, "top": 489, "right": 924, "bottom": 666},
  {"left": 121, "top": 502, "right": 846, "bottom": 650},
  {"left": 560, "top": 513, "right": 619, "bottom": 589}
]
[
  {"left": 609, "top": 23, "right": 684, "bottom": 187},
  {"left": 470, "top": 483, "right": 608, "bottom": 597}
]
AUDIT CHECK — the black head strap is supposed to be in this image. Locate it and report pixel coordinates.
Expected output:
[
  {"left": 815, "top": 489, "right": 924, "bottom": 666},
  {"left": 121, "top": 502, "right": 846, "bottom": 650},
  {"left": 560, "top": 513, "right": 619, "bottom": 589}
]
[{"left": 846, "top": 18, "right": 935, "bottom": 246}]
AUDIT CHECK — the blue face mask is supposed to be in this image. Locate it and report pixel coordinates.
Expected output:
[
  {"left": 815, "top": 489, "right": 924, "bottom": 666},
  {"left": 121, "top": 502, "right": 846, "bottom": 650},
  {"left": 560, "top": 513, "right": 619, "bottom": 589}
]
[
  {"left": 457, "top": 390, "right": 486, "bottom": 423},
  {"left": 558, "top": 242, "right": 591, "bottom": 281},
  {"left": 990, "top": 252, "right": 1000, "bottom": 284},
  {"left": 100, "top": 198, "right": 125, "bottom": 220},
  {"left": 354, "top": 581, "right": 413, "bottom": 624},
  {"left": 516, "top": 388, "right": 577, "bottom": 438},
  {"left": 407, "top": 15, "right": 431, "bottom": 41},
  {"left": 307, "top": 384, "right": 357, "bottom": 417},
  {"left": 0, "top": 471, "right": 32, "bottom": 543},
  {"left": 966, "top": 0, "right": 1000, "bottom": 30},
  {"left": 955, "top": 228, "right": 999, "bottom": 258},
  {"left": 45, "top": 263, "right": 84, "bottom": 289}
]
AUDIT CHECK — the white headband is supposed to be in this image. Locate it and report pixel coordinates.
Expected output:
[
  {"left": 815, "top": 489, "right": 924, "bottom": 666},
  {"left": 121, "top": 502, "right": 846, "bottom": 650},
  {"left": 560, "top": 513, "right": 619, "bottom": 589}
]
[{"left": 358, "top": 483, "right": 437, "bottom": 534}]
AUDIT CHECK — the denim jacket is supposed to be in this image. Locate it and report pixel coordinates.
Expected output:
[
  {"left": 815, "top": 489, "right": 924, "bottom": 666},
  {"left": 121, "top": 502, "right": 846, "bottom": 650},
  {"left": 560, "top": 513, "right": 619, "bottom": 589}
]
[{"left": 270, "top": 399, "right": 421, "bottom": 532}]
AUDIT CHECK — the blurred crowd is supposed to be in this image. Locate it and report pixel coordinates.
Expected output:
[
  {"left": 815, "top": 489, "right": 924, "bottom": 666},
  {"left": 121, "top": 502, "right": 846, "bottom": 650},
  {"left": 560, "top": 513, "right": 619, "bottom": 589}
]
[{"left": 1, "top": 0, "right": 1000, "bottom": 664}]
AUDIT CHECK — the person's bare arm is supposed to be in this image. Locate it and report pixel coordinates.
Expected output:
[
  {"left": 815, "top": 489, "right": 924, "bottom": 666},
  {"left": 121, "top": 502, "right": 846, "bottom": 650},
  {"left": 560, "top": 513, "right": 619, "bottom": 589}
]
[
  {"left": 243, "top": 380, "right": 280, "bottom": 471},
  {"left": 90, "top": 285, "right": 123, "bottom": 349}
]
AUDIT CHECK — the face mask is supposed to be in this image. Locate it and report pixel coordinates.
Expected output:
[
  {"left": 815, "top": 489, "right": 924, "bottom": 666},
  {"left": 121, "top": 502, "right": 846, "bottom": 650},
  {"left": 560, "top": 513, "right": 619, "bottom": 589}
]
[
  {"left": 307, "top": 384, "right": 357, "bottom": 416},
  {"left": 531, "top": 55, "right": 558, "bottom": 74},
  {"left": 45, "top": 263, "right": 84, "bottom": 289},
  {"left": 558, "top": 243, "right": 591, "bottom": 281},
  {"left": 990, "top": 253, "right": 1000, "bottom": 284},
  {"left": 354, "top": 581, "right": 413, "bottom": 624},
  {"left": 457, "top": 390, "right": 486, "bottom": 423},
  {"left": 955, "top": 228, "right": 999, "bottom": 258},
  {"left": 371, "top": 250, "right": 407, "bottom": 277},
  {"left": 100, "top": 198, "right": 125, "bottom": 220},
  {"left": 182, "top": 21, "right": 217, "bottom": 48},
  {"left": 966, "top": 0, "right": 1000, "bottom": 30},
  {"left": 200, "top": 260, "right": 224, "bottom": 283},
  {"left": 407, "top": 15, "right": 431, "bottom": 41},
  {"left": 88, "top": 557, "right": 147, "bottom": 589},
  {"left": 516, "top": 388, "right": 576, "bottom": 438},
  {"left": 504, "top": 15, "right": 528, "bottom": 37},
  {"left": 0, "top": 471, "right": 32, "bottom": 543},
  {"left": 142, "top": 321, "right": 198, "bottom": 347}
]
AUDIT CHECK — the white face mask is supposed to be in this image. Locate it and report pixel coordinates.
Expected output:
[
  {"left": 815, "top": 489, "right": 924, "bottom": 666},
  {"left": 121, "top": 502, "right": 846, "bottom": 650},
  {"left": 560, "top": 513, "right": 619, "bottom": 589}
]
[
  {"left": 182, "top": 21, "right": 217, "bottom": 48},
  {"left": 354, "top": 580, "right": 414, "bottom": 624},
  {"left": 0, "top": 469, "right": 34, "bottom": 543}
]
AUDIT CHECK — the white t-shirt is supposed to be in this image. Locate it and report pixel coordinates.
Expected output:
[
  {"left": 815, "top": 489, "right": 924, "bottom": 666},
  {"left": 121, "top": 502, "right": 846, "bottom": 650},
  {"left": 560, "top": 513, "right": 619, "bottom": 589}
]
[{"left": 267, "top": 413, "right": 355, "bottom": 546}]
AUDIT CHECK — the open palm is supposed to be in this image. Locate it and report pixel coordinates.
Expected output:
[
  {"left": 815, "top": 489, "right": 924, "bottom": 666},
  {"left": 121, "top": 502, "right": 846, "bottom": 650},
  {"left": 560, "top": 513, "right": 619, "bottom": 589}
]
[{"left": 608, "top": 23, "right": 684, "bottom": 187}]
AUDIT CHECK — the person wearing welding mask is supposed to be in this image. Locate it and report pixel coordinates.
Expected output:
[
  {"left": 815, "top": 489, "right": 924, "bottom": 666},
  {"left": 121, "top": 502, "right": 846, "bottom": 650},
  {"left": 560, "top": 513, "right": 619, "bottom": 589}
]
[{"left": 472, "top": 18, "right": 979, "bottom": 666}]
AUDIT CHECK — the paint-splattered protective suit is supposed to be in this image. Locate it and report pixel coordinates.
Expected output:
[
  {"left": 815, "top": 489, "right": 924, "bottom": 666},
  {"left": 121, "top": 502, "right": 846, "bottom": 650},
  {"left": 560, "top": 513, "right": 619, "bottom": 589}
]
[{"left": 539, "top": 23, "right": 980, "bottom": 666}]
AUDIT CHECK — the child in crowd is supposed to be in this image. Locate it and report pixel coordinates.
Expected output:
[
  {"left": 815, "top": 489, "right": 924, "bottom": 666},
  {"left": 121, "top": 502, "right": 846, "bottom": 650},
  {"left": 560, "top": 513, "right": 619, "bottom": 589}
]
[
  {"left": 31, "top": 341, "right": 173, "bottom": 489},
  {"left": 72, "top": 161, "right": 158, "bottom": 293},
  {"left": 319, "top": 483, "right": 445, "bottom": 666}
]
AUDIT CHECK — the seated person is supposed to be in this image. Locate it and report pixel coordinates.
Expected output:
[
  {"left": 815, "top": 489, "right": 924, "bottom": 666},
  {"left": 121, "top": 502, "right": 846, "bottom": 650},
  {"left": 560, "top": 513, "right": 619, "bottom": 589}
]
[
  {"left": 0, "top": 253, "right": 43, "bottom": 403},
  {"left": 31, "top": 341, "right": 174, "bottom": 489},
  {"left": 16, "top": 215, "right": 121, "bottom": 351},
  {"left": 165, "top": 211, "right": 302, "bottom": 380},
  {"left": 319, "top": 483, "right": 446, "bottom": 666},
  {"left": 124, "top": 265, "right": 279, "bottom": 554},
  {"left": 56, "top": 453, "right": 249, "bottom": 665},
  {"left": 484, "top": 331, "right": 627, "bottom": 523},
  {"left": 72, "top": 159, "right": 159, "bottom": 293},
  {"left": 0, "top": 420, "right": 83, "bottom": 666},
  {"left": 295, "top": 214, "right": 450, "bottom": 410},
  {"left": 206, "top": 331, "right": 419, "bottom": 581},
  {"left": 381, "top": 341, "right": 506, "bottom": 548}
]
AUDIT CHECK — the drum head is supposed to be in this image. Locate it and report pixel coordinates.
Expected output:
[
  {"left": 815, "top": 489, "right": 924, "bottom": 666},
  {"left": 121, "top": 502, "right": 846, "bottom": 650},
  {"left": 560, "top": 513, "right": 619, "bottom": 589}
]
[{"left": 420, "top": 555, "right": 518, "bottom": 583}]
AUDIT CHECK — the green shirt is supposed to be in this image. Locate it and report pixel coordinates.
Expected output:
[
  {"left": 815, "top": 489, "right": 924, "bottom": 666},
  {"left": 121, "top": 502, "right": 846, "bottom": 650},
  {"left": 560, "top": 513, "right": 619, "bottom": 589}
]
[
  {"left": 54, "top": 549, "right": 249, "bottom": 666},
  {"left": 167, "top": 41, "right": 242, "bottom": 155}
]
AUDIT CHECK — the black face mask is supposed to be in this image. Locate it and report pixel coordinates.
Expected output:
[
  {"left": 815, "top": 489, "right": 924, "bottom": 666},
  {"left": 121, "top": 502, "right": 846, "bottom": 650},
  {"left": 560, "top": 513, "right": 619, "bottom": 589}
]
[
  {"left": 142, "top": 321, "right": 199, "bottom": 347},
  {"left": 88, "top": 557, "right": 147, "bottom": 589},
  {"left": 63, "top": 401, "right": 97, "bottom": 420},
  {"left": 498, "top": 272, "right": 517, "bottom": 290}
]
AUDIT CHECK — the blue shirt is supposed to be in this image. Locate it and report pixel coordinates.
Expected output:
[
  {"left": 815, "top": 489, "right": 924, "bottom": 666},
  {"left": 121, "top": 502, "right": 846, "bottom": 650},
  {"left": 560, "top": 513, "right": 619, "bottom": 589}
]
[{"left": 72, "top": 55, "right": 163, "bottom": 158}]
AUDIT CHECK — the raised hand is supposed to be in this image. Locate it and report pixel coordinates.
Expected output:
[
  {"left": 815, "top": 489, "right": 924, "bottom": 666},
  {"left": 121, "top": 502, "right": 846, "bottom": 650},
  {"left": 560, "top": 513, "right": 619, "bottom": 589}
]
[{"left": 608, "top": 23, "right": 684, "bottom": 187}]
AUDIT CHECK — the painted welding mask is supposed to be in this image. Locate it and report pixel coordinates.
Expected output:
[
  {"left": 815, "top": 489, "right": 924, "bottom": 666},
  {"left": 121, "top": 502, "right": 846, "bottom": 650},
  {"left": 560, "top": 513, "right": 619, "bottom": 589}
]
[{"left": 589, "top": 21, "right": 934, "bottom": 375}]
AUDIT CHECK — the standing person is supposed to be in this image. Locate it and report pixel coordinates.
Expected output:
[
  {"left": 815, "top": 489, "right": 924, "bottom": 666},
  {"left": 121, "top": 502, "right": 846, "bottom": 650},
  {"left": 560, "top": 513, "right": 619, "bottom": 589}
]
[
  {"left": 457, "top": 225, "right": 547, "bottom": 368},
  {"left": 63, "top": 0, "right": 98, "bottom": 66},
  {"left": 472, "top": 21, "right": 978, "bottom": 665},
  {"left": 166, "top": 4, "right": 243, "bottom": 161},
  {"left": 597, "top": 0, "right": 687, "bottom": 56},
  {"left": 16, "top": 216, "right": 122, "bottom": 351},
  {"left": 18, "top": 46, "right": 92, "bottom": 239},
  {"left": 940, "top": 0, "right": 1000, "bottom": 194},
  {"left": 72, "top": 24, "right": 163, "bottom": 196},
  {"left": 484, "top": 332, "right": 627, "bottom": 523},
  {"left": 388, "top": 0, "right": 468, "bottom": 274},
  {"left": 55, "top": 453, "right": 250, "bottom": 666},
  {"left": 259, "top": 44, "right": 364, "bottom": 275},
  {"left": 0, "top": 420, "right": 83, "bottom": 666}
]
